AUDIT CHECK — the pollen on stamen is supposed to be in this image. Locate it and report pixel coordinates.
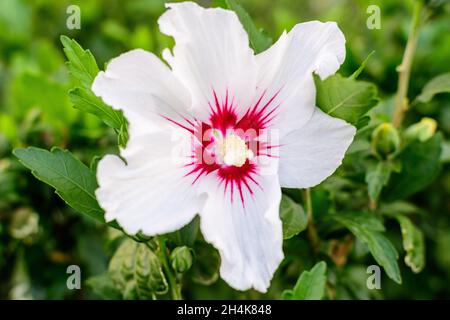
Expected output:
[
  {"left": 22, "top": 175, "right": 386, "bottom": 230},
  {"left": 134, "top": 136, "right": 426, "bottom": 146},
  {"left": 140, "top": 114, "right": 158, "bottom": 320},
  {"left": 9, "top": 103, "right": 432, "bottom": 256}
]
[{"left": 162, "top": 88, "right": 282, "bottom": 205}]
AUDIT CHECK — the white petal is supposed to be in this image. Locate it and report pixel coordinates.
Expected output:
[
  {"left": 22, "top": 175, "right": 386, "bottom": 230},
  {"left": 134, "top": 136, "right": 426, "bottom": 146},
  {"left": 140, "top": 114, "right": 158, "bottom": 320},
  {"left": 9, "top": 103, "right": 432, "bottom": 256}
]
[
  {"left": 96, "top": 130, "right": 205, "bottom": 235},
  {"left": 255, "top": 21, "right": 346, "bottom": 136},
  {"left": 158, "top": 2, "right": 257, "bottom": 119},
  {"left": 197, "top": 171, "right": 283, "bottom": 292},
  {"left": 92, "top": 49, "right": 192, "bottom": 136},
  {"left": 279, "top": 108, "right": 355, "bottom": 188}
]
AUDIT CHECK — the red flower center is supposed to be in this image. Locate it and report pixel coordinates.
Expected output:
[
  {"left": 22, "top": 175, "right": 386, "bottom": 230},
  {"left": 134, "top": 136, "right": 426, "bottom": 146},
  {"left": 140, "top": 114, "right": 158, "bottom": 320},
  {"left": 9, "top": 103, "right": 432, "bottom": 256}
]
[{"left": 164, "top": 89, "right": 280, "bottom": 204}]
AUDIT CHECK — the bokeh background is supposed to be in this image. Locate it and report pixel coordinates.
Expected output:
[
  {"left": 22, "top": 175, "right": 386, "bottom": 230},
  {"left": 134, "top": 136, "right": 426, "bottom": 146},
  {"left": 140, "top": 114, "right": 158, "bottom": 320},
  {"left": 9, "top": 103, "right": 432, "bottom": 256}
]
[{"left": 0, "top": 0, "right": 449, "bottom": 299}]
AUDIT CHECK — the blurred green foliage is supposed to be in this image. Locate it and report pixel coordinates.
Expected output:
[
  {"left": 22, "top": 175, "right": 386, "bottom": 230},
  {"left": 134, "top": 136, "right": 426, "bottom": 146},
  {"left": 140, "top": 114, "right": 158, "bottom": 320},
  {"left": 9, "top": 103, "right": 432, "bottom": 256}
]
[{"left": 0, "top": 0, "right": 449, "bottom": 299}]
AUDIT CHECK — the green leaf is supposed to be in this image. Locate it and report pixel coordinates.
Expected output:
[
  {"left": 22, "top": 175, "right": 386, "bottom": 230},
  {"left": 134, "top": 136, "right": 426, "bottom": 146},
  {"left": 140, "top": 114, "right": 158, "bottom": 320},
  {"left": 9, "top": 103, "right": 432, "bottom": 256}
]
[
  {"left": 416, "top": 72, "right": 450, "bottom": 103},
  {"left": 365, "top": 161, "right": 392, "bottom": 202},
  {"left": 334, "top": 211, "right": 385, "bottom": 232},
  {"left": 61, "top": 36, "right": 129, "bottom": 147},
  {"left": 90, "top": 155, "right": 102, "bottom": 173},
  {"left": 315, "top": 74, "right": 379, "bottom": 125},
  {"left": 396, "top": 215, "right": 425, "bottom": 273},
  {"left": 191, "top": 241, "right": 220, "bottom": 285},
  {"left": 123, "top": 280, "right": 139, "bottom": 300},
  {"left": 10, "top": 72, "right": 75, "bottom": 125},
  {"left": 350, "top": 50, "right": 375, "bottom": 80},
  {"left": 109, "top": 239, "right": 138, "bottom": 288},
  {"left": 60, "top": 35, "right": 99, "bottom": 88},
  {"left": 384, "top": 133, "right": 442, "bottom": 200},
  {"left": 283, "top": 261, "right": 327, "bottom": 300},
  {"left": 355, "top": 115, "right": 370, "bottom": 129},
  {"left": 134, "top": 244, "right": 168, "bottom": 297},
  {"left": 117, "top": 123, "right": 129, "bottom": 148},
  {"left": 86, "top": 273, "right": 123, "bottom": 300},
  {"left": 13, "top": 147, "right": 105, "bottom": 223},
  {"left": 279, "top": 194, "right": 308, "bottom": 239},
  {"left": 333, "top": 212, "right": 401, "bottom": 284},
  {"left": 69, "top": 87, "right": 125, "bottom": 130},
  {"left": 171, "top": 215, "right": 200, "bottom": 247},
  {"left": 225, "top": 0, "right": 272, "bottom": 53},
  {"left": 109, "top": 239, "right": 168, "bottom": 299},
  {"left": 378, "top": 201, "right": 421, "bottom": 216}
]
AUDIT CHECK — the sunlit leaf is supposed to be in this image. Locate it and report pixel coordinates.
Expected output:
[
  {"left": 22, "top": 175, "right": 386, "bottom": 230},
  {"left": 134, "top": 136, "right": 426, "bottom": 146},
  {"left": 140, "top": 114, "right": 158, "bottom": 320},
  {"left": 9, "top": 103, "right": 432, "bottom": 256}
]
[
  {"left": 282, "top": 261, "right": 327, "bottom": 300},
  {"left": 350, "top": 50, "right": 375, "bottom": 79},
  {"left": 69, "top": 87, "right": 125, "bottom": 130},
  {"left": 61, "top": 35, "right": 99, "bottom": 88},
  {"left": 315, "top": 74, "right": 379, "bottom": 125},
  {"left": 61, "top": 36, "right": 128, "bottom": 146}
]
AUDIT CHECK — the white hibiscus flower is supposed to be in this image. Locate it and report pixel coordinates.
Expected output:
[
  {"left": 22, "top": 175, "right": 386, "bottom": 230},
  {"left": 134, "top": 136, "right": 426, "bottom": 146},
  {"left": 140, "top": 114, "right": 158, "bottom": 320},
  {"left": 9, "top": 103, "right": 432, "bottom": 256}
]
[{"left": 92, "top": 1, "right": 355, "bottom": 292}]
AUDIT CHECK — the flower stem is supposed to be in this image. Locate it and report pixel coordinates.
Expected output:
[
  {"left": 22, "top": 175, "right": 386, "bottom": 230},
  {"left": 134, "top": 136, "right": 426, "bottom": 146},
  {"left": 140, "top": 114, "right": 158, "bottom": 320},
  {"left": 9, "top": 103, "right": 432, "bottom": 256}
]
[
  {"left": 369, "top": 198, "right": 377, "bottom": 211},
  {"left": 392, "top": 0, "right": 423, "bottom": 127},
  {"left": 157, "top": 237, "right": 182, "bottom": 300},
  {"left": 304, "top": 188, "right": 318, "bottom": 250}
]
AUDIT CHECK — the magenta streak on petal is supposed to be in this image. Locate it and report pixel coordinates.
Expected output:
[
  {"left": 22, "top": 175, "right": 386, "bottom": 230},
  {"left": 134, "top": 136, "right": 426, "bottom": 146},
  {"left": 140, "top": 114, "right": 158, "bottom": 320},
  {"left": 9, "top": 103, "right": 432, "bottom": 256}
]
[
  {"left": 160, "top": 115, "right": 195, "bottom": 135},
  {"left": 162, "top": 89, "right": 281, "bottom": 206},
  {"left": 209, "top": 89, "right": 238, "bottom": 134}
]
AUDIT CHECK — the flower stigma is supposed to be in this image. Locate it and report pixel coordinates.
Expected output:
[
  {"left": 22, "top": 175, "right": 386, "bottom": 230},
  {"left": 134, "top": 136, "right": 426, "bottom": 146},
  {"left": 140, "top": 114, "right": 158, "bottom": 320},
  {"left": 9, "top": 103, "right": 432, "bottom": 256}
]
[{"left": 217, "top": 133, "right": 254, "bottom": 167}]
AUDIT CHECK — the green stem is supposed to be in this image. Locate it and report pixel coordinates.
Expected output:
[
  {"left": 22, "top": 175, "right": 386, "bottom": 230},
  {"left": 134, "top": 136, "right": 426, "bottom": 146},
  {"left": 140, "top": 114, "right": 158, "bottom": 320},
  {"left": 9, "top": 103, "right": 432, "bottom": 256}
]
[
  {"left": 392, "top": 0, "right": 423, "bottom": 127},
  {"left": 157, "top": 237, "right": 182, "bottom": 300},
  {"left": 369, "top": 198, "right": 377, "bottom": 211},
  {"left": 304, "top": 188, "right": 318, "bottom": 250}
]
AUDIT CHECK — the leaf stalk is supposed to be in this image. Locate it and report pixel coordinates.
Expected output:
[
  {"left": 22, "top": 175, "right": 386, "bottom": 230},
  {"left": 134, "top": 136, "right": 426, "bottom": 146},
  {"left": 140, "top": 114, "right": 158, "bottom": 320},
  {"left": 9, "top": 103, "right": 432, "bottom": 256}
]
[{"left": 392, "top": 1, "right": 423, "bottom": 127}]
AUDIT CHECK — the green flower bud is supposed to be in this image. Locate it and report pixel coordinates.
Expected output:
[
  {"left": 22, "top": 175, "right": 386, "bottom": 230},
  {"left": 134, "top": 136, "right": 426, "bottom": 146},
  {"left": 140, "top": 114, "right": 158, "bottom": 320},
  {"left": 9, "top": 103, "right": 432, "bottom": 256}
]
[
  {"left": 404, "top": 117, "right": 437, "bottom": 142},
  {"left": 170, "top": 246, "right": 193, "bottom": 274},
  {"left": 371, "top": 123, "right": 400, "bottom": 158}
]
